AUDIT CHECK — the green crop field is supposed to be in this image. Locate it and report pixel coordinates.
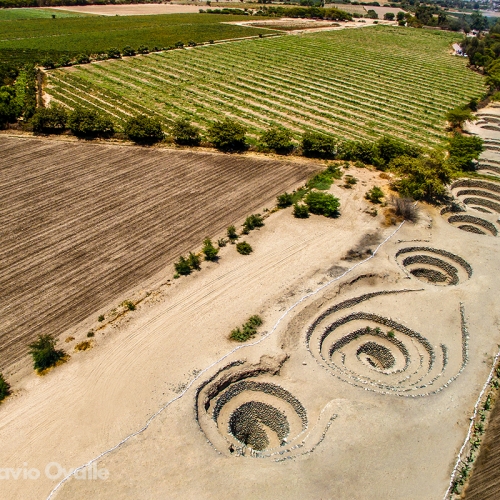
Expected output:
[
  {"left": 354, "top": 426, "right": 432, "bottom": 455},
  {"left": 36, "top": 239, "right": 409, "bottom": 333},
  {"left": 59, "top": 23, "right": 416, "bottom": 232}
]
[
  {"left": 0, "top": 13, "right": 269, "bottom": 66},
  {"left": 46, "top": 26, "right": 485, "bottom": 144},
  {"left": 0, "top": 8, "right": 90, "bottom": 20}
]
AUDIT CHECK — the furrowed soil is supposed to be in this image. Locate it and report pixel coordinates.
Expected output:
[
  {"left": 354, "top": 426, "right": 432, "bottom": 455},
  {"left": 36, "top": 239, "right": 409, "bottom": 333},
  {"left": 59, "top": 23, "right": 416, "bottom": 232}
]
[
  {"left": 0, "top": 136, "right": 317, "bottom": 371},
  {"left": 464, "top": 400, "right": 500, "bottom": 499}
]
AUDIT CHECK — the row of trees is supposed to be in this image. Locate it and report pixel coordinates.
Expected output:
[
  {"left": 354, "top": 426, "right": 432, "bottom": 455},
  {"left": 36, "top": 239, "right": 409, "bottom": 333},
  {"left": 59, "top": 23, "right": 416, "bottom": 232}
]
[{"left": 462, "top": 20, "right": 500, "bottom": 93}]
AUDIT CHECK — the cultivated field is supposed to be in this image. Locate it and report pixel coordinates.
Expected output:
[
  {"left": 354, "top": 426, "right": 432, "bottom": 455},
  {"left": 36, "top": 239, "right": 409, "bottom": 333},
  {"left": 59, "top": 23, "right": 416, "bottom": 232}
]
[
  {"left": 465, "top": 400, "right": 500, "bottom": 499},
  {"left": 0, "top": 136, "right": 317, "bottom": 370},
  {"left": 46, "top": 27, "right": 485, "bottom": 144},
  {"left": 0, "top": 13, "right": 268, "bottom": 66},
  {"left": 0, "top": 8, "right": 89, "bottom": 20}
]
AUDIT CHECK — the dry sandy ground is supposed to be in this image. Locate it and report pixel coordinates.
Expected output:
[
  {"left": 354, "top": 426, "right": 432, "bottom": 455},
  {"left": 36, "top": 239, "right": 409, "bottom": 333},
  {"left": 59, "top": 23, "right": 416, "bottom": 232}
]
[
  {"left": 47, "top": 4, "right": 203, "bottom": 16},
  {"left": 0, "top": 148, "right": 499, "bottom": 500}
]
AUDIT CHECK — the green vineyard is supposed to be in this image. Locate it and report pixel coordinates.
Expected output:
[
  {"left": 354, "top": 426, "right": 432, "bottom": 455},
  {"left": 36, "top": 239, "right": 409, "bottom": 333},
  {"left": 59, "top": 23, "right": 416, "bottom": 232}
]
[{"left": 46, "top": 26, "right": 485, "bottom": 144}]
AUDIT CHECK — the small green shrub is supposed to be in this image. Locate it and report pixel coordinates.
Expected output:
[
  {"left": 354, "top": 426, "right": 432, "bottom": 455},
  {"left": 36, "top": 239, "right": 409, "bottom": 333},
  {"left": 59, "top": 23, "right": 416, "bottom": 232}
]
[
  {"left": 230, "top": 315, "right": 263, "bottom": 341},
  {"left": 202, "top": 238, "right": 219, "bottom": 261},
  {"left": 188, "top": 251, "right": 201, "bottom": 270},
  {"left": 365, "top": 186, "right": 384, "bottom": 203},
  {"left": 28, "top": 334, "right": 66, "bottom": 373},
  {"left": 107, "top": 47, "right": 121, "bottom": 59},
  {"left": 307, "top": 171, "right": 335, "bottom": 190},
  {"left": 122, "top": 45, "right": 136, "bottom": 57},
  {"left": 236, "top": 241, "right": 253, "bottom": 255},
  {"left": 87, "top": 330, "right": 95, "bottom": 338},
  {"left": 75, "top": 54, "right": 90, "bottom": 64},
  {"left": 277, "top": 192, "right": 293, "bottom": 208},
  {"left": 293, "top": 203, "right": 309, "bottom": 218},
  {"left": 304, "top": 191, "right": 340, "bottom": 217},
  {"left": 137, "top": 45, "right": 149, "bottom": 54},
  {"left": 218, "top": 238, "right": 228, "bottom": 247},
  {"left": 98, "top": 314, "right": 105, "bottom": 322},
  {"left": 0, "top": 373, "right": 11, "bottom": 402},
  {"left": 387, "top": 330, "right": 395, "bottom": 338},
  {"left": 227, "top": 225, "right": 238, "bottom": 242},
  {"left": 344, "top": 175, "right": 358, "bottom": 187},
  {"left": 242, "top": 214, "right": 264, "bottom": 234},
  {"left": 123, "top": 300, "right": 135, "bottom": 311},
  {"left": 174, "top": 255, "right": 192, "bottom": 275}
]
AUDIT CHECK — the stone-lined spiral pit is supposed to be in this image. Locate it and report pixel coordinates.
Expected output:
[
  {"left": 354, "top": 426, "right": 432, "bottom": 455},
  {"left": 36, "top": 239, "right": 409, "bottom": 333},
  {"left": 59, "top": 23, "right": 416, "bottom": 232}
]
[
  {"left": 194, "top": 359, "right": 327, "bottom": 460},
  {"left": 447, "top": 214, "right": 498, "bottom": 236},
  {"left": 451, "top": 179, "right": 500, "bottom": 214},
  {"left": 306, "top": 291, "right": 468, "bottom": 397},
  {"left": 229, "top": 401, "right": 289, "bottom": 450},
  {"left": 395, "top": 247, "right": 472, "bottom": 286}
]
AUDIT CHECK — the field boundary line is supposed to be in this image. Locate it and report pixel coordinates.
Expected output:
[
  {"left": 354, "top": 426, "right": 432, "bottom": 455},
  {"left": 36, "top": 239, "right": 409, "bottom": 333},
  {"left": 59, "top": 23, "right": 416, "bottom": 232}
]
[
  {"left": 443, "top": 347, "right": 500, "bottom": 499},
  {"left": 46, "top": 220, "right": 405, "bottom": 500}
]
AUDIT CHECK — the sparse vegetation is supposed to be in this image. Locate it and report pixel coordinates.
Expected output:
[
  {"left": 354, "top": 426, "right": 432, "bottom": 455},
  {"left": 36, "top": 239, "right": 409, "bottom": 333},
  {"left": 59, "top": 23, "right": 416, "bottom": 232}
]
[
  {"left": 0, "top": 373, "right": 11, "bottom": 402},
  {"left": 293, "top": 203, "right": 309, "bottom": 218},
  {"left": 390, "top": 196, "right": 419, "bottom": 222},
  {"left": 242, "top": 214, "right": 264, "bottom": 234},
  {"left": 229, "top": 315, "right": 263, "bottom": 342},
  {"left": 202, "top": 238, "right": 219, "bottom": 261},
  {"left": 98, "top": 314, "right": 105, "bottom": 322},
  {"left": 175, "top": 255, "right": 192, "bottom": 276},
  {"left": 227, "top": 225, "right": 238, "bottom": 243},
  {"left": 365, "top": 186, "right": 384, "bottom": 204},
  {"left": 28, "top": 334, "right": 66, "bottom": 373},
  {"left": 123, "top": 300, "right": 135, "bottom": 311},
  {"left": 87, "top": 330, "right": 95, "bottom": 338},
  {"left": 236, "top": 241, "right": 253, "bottom": 255},
  {"left": 188, "top": 251, "right": 201, "bottom": 270},
  {"left": 75, "top": 340, "right": 92, "bottom": 351},
  {"left": 305, "top": 191, "right": 340, "bottom": 217}
]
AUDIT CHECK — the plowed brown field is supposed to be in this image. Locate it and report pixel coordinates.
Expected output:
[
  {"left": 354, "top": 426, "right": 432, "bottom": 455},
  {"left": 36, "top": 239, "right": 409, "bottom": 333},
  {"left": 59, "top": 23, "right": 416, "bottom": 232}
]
[
  {"left": 464, "top": 402, "right": 500, "bottom": 500},
  {"left": 0, "top": 136, "right": 317, "bottom": 370}
]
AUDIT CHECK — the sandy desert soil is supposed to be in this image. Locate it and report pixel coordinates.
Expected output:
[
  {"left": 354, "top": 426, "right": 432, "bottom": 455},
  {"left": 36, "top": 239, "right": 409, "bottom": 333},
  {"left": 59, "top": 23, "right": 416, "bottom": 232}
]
[
  {"left": 0, "top": 140, "right": 499, "bottom": 500},
  {"left": 0, "top": 136, "right": 318, "bottom": 372}
]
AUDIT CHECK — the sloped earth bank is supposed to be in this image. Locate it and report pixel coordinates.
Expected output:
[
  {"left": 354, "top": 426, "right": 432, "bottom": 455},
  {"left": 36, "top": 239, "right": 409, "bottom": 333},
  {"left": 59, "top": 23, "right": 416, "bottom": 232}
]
[
  {"left": 455, "top": 106, "right": 500, "bottom": 499},
  {"left": 0, "top": 142, "right": 499, "bottom": 500},
  {"left": 0, "top": 136, "right": 319, "bottom": 372}
]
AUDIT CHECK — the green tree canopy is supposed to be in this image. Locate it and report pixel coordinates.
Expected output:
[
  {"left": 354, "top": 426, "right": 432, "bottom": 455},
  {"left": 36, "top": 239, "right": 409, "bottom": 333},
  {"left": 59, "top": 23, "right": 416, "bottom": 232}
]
[
  {"left": 124, "top": 114, "right": 164, "bottom": 143},
  {"left": 208, "top": 118, "right": 247, "bottom": 151}
]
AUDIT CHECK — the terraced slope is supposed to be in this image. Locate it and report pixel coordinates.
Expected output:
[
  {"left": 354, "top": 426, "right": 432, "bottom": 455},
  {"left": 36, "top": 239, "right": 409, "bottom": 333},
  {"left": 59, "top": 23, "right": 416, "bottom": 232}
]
[
  {"left": 46, "top": 26, "right": 485, "bottom": 144},
  {"left": 0, "top": 137, "right": 316, "bottom": 370}
]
